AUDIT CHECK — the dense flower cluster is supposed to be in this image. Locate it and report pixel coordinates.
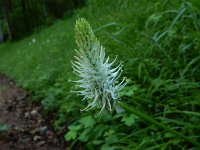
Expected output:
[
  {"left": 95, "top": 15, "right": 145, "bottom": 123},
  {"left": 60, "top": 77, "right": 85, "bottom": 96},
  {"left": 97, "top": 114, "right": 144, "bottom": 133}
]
[{"left": 72, "top": 18, "right": 129, "bottom": 113}]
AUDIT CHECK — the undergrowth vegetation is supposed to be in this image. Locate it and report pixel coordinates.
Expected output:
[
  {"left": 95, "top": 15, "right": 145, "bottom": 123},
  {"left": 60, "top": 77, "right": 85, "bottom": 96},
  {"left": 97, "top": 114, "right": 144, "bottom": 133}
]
[{"left": 0, "top": 0, "right": 200, "bottom": 149}]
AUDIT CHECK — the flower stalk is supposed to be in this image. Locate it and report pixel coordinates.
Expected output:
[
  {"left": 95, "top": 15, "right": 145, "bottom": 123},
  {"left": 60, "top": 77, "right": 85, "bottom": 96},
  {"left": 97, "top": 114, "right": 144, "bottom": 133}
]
[{"left": 119, "top": 102, "right": 200, "bottom": 147}]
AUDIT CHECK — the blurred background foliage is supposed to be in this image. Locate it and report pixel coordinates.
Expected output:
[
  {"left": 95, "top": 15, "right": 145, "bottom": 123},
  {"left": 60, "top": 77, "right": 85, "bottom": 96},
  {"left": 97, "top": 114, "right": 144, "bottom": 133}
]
[
  {"left": 0, "top": 0, "right": 85, "bottom": 40},
  {"left": 0, "top": 0, "right": 200, "bottom": 149}
]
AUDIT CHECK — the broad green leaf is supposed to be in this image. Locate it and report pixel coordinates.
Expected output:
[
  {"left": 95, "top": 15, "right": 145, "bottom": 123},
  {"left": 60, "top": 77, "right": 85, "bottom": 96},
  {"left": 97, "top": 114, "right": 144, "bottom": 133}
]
[
  {"left": 119, "top": 85, "right": 138, "bottom": 97},
  {"left": 68, "top": 124, "right": 82, "bottom": 131},
  {"left": 100, "top": 144, "right": 115, "bottom": 150},
  {"left": 122, "top": 114, "right": 136, "bottom": 126},
  {"left": 79, "top": 116, "right": 95, "bottom": 128},
  {"left": 164, "top": 132, "right": 174, "bottom": 138},
  {"left": 64, "top": 130, "right": 77, "bottom": 141},
  {"left": 94, "top": 124, "right": 108, "bottom": 138},
  {"left": 79, "top": 128, "right": 91, "bottom": 142},
  {"left": 92, "top": 140, "right": 104, "bottom": 145},
  {"left": 105, "top": 135, "right": 118, "bottom": 144}
]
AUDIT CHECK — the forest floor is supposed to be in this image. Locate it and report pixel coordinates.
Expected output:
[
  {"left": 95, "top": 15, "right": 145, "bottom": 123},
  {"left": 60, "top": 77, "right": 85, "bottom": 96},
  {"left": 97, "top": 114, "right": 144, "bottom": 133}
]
[{"left": 0, "top": 74, "right": 66, "bottom": 150}]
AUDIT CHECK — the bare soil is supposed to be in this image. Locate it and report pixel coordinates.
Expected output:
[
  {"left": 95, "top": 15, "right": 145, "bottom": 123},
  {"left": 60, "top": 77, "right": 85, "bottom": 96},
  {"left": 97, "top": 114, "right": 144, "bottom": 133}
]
[{"left": 0, "top": 74, "right": 66, "bottom": 150}]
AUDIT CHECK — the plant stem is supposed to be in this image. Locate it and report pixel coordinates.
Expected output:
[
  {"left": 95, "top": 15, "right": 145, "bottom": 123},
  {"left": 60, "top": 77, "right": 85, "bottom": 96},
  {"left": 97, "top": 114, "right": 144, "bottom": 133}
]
[{"left": 119, "top": 102, "right": 200, "bottom": 147}]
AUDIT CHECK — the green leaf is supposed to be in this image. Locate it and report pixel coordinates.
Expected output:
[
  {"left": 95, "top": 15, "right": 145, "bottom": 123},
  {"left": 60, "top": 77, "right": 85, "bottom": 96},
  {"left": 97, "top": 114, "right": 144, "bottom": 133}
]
[
  {"left": 79, "top": 128, "right": 91, "bottom": 142},
  {"left": 64, "top": 130, "right": 77, "bottom": 141},
  {"left": 79, "top": 116, "right": 96, "bottom": 128},
  {"left": 164, "top": 132, "right": 174, "bottom": 138},
  {"left": 105, "top": 135, "right": 118, "bottom": 144},
  {"left": 100, "top": 144, "right": 115, "bottom": 150},
  {"left": 101, "top": 112, "right": 112, "bottom": 122},
  {"left": 92, "top": 140, "right": 104, "bottom": 145},
  {"left": 94, "top": 124, "right": 108, "bottom": 138},
  {"left": 119, "top": 85, "right": 138, "bottom": 97},
  {"left": 171, "top": 139, "right": 181, "bottom": 145},
  {"left": 68, "top": 124, "right": 82, "bottom": 131},
  {"left": 122, "top": 114, "right": 136, "bottom": 126}
]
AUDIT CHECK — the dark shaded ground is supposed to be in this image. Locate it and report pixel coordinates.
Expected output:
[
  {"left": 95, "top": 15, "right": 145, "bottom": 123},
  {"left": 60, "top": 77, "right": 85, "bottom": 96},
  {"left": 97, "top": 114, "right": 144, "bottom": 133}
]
[{"left": 0, "top": 74, "right": 66, "bottom": 150}]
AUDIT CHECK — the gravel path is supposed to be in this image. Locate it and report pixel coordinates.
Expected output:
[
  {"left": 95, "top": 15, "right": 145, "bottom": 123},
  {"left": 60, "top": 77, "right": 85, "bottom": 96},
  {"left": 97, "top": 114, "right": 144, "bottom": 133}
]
[{"left": 0, "top": 74, "right": 66, "bottom": 150}]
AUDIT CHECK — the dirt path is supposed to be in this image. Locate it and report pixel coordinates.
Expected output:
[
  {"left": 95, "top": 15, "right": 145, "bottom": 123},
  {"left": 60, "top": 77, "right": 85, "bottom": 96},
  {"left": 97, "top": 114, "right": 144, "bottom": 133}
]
[{"left": 0, "top": 74, "right": 66, "bottom": 150}]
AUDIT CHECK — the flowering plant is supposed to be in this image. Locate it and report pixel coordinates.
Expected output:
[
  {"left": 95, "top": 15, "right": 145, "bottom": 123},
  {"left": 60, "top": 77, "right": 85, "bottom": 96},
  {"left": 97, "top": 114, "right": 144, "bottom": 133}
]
[
  {"left": 71, "top": 18, "right": 129, "bottom": 113},
  {"left": 70, "top": 18, "right": 200, "bottom": 147}
]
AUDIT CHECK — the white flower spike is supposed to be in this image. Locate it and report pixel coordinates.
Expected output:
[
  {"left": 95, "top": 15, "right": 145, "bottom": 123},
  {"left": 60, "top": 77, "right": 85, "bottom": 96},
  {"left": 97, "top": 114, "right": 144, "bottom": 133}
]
[{"left": 72, "top": 18, "right": 129, "bottom": 114}]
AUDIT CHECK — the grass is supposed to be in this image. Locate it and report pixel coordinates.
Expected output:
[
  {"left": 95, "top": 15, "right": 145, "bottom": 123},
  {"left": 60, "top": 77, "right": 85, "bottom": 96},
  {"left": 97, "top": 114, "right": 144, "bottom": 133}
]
[{"left": 0, "top": 0, "right": 200, "bottom": 149}]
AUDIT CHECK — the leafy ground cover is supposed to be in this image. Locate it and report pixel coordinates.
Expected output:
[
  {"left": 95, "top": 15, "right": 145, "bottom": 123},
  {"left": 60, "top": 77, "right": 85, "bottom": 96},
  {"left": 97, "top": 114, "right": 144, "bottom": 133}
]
[{"left": 0, "top": 0, "right": 200, "bottom": 149}]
